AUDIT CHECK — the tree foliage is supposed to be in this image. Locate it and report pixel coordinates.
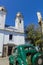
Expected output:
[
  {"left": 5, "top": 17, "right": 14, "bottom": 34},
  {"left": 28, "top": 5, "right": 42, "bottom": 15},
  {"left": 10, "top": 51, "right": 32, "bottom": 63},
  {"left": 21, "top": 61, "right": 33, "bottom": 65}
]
[{"left": 25, "top": 24, "right": 43, "bottom": 46}]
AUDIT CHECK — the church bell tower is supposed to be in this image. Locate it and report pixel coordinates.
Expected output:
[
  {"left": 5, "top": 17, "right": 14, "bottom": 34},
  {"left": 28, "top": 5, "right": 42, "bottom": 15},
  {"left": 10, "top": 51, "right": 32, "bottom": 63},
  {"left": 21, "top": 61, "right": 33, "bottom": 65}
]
[
  {"left": 0, "top": 6, "right": 6, "bottom": 57},
  {"left": 0, "top": 6, "right": 6, "bottom": 29},
  {"left": 15, "top": 12, "right": 24, "bottom": 32}
]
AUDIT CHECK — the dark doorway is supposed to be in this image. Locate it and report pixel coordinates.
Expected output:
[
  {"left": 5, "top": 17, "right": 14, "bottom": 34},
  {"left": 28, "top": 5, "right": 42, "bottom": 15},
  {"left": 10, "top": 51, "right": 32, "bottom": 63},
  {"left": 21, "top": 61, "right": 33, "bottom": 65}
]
[{"left": 8, "top": 46, "right": 13, "bottom": 56}]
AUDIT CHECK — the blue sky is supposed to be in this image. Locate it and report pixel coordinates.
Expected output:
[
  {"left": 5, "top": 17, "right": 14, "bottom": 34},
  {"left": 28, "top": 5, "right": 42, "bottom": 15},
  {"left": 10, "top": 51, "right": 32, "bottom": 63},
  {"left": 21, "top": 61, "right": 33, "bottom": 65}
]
[{"left": 0, "top": 0, "right": 43, "bottom": 26}]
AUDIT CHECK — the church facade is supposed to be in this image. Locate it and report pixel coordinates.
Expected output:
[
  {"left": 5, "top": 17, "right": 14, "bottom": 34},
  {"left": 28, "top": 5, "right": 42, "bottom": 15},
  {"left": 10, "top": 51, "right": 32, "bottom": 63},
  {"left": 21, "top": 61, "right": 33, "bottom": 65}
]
[{"left": 0, "top": 6, "right": 25, "bottom": 57}]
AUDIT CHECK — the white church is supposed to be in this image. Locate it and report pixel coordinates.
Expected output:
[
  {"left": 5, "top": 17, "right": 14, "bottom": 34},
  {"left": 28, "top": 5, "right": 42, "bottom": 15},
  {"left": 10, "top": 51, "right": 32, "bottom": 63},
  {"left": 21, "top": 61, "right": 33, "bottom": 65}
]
[{"left": 0, "top": 6, "right": 25, "bottom": 57}]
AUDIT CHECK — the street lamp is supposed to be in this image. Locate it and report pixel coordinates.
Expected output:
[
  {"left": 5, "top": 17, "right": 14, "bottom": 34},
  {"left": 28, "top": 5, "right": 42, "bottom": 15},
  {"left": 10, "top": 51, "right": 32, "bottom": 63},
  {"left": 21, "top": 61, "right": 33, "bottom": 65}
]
[{"left": 37, "top": 12, "right": 43, "bottom": 51}]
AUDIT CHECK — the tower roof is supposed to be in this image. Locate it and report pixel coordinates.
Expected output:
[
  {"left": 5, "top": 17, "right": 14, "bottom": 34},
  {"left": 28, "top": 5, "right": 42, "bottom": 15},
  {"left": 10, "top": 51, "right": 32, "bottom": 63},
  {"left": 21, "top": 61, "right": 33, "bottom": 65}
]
[
  {"left": 16, "top": 12, "right": 23, "bottom": 18},
  {"left": 0, "top": 6, "right": 6, "bottom": 12}
]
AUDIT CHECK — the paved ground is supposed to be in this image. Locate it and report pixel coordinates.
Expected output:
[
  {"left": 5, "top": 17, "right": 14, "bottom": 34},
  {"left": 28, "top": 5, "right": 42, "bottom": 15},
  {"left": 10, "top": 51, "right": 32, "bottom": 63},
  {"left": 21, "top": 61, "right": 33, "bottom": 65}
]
[{"left": 0, "top": 57, "right": 9, "bottom": 65}]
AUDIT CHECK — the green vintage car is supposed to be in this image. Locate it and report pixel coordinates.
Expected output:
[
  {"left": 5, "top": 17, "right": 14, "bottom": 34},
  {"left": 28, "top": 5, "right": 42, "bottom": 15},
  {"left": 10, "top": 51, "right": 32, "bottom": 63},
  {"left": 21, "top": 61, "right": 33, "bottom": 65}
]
[{"left": 9, "top": 44, "right": 43, "bottom": 65}]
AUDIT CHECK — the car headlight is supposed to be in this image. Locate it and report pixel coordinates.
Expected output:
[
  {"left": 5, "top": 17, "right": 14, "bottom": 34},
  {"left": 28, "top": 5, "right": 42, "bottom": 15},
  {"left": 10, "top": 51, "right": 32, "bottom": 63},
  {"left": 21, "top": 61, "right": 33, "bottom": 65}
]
[{"left": 38, "top": 58, "right": 43, "bottom": 65}]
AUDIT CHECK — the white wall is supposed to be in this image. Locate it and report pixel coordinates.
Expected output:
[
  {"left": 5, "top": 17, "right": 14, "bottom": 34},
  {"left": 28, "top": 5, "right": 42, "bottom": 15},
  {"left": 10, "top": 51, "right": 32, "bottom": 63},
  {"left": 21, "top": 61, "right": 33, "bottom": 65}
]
[
  {"left": 13, "top": 33, "right": 25, "bottom": 45},
  {"left": 0, "top": 14, "right": 6, "bottom": 29},
  {"left": 0, "top": 31, "right": 4, "bottom": 56},
  {"left": 4, "top": 31, "right": 25, "bottom": 45},
  {"left": 0, "top": 30, "right": 25, "bottom": 56}
]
